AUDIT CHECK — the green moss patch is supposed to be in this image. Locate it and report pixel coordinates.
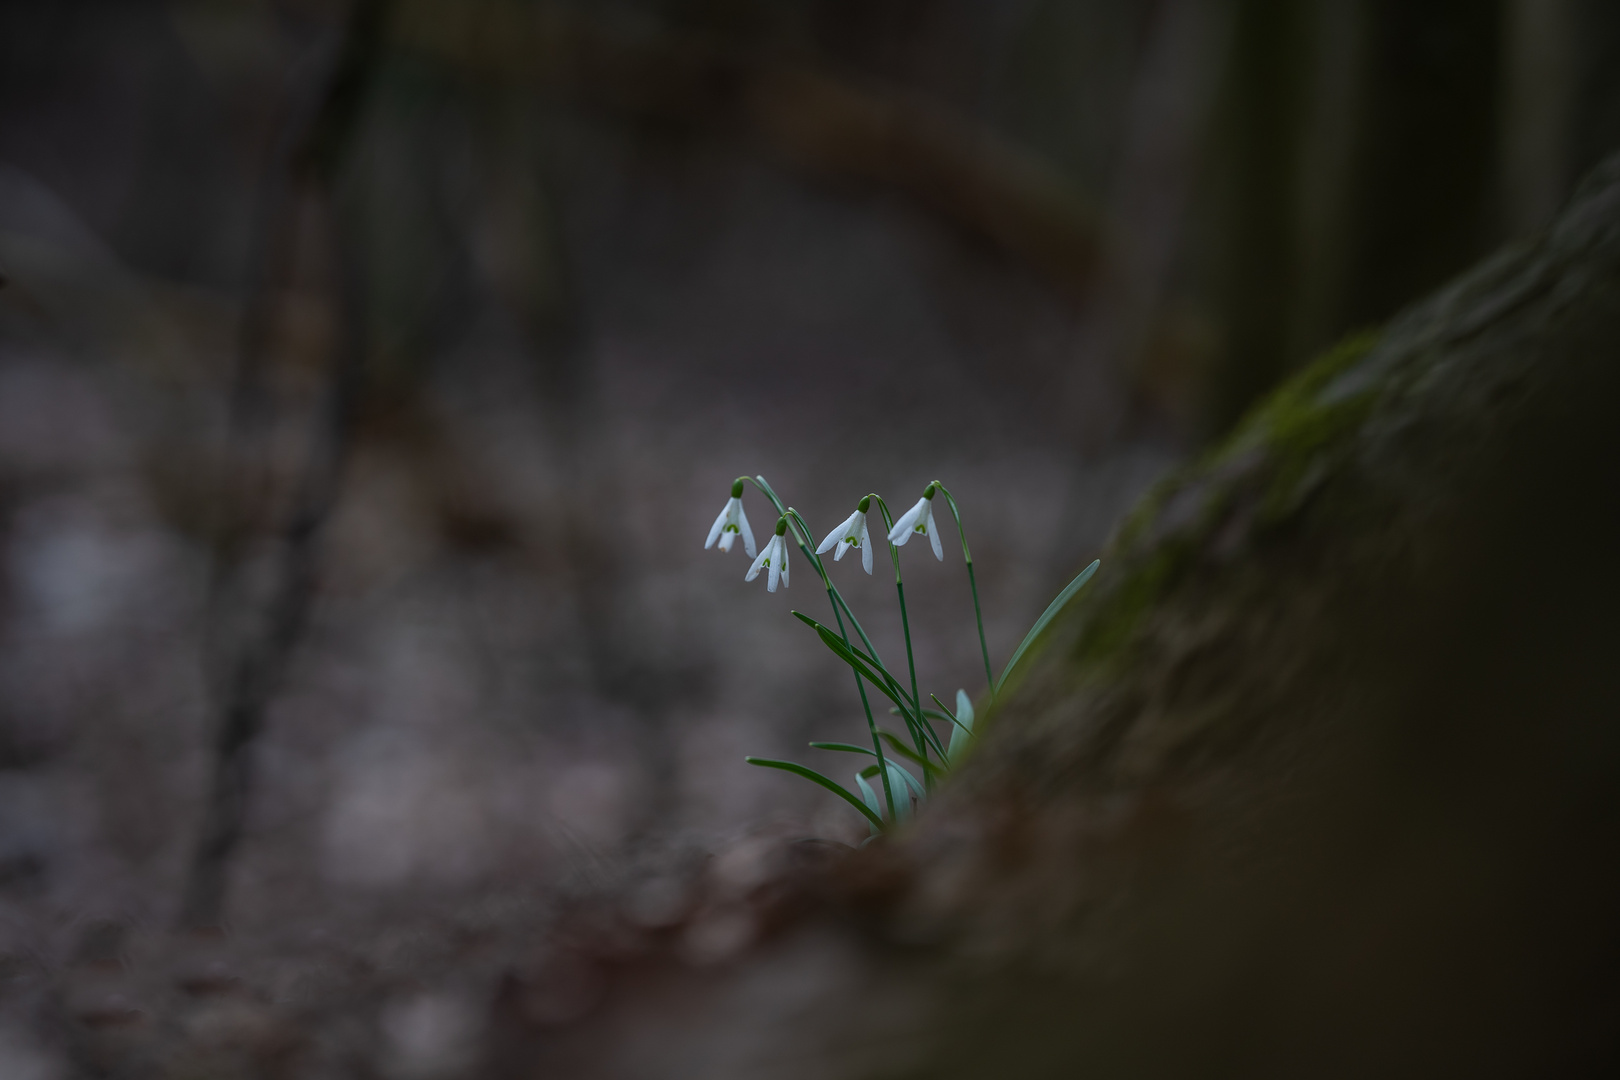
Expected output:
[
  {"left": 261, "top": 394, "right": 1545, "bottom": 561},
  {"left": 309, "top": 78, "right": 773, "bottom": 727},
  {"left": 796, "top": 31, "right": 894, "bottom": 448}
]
[{"left": 1066, "top": 330, "right": 1385, "bottom": 674}]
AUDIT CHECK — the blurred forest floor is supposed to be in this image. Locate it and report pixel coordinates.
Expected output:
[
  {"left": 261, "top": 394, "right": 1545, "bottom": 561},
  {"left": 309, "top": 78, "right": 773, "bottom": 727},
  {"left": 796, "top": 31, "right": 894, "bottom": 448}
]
[{"left": 0, "top": 1, "right": 1618, "bottom": 1076}]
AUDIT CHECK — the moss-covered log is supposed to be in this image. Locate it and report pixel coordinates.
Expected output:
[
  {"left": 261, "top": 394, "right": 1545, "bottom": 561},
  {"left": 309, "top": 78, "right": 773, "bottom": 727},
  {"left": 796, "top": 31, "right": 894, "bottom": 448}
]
[{"left": 511, "top": 155, "right": 1620, "bottom": 1079}]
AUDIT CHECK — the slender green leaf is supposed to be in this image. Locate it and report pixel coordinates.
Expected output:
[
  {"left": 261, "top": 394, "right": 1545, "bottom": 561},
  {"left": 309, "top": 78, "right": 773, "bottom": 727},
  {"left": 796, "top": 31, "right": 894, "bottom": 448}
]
[
  {"left": 815, "top": 739, "right": 945, "bottom": 781},
  {"left": 886, "top": 763, "right": 918, "bottom": 820},
  {"left": 937, "top": 689, "right": 978, "bottom": 763},
  {"left": 910, "top": 709, "right": 951, "bottom": 761},
  {"left": 933, "top": 482, "right": 995, "bottom": 696},
  {"left": 928, "top": 694, "right": 975, "bottom": 736},
  {"left": 827, "top": 588, "right": 907, "bottom": 704},
  {"left": 955, "top": 688, "right": 976, "bottom": 728},
  {"left": 898, "top": 705, "right": 959, "bottom": 728},
  {"left": 853, "top": 772, "right": 883, "bottom": 830},
  {"left": 746, "top": 757, "right": 883, "bottom": 830},
  {"left": 877, "top": 732, "right": 945, "bottom": 779},
  {"left": 752, "top": 475, "right": 786, "bottom": 514},
  {"left": 882, "top": 707, "right": 938, "bottom": 766},
  {"left": 809, "top": 741, "right": 883, "bottom": 756},
  {"left": 996, "top": 560, "right": 1100, "bottom": 693},
  {"left": 794, "top": 611, "right": 920, "bottom": 720}
]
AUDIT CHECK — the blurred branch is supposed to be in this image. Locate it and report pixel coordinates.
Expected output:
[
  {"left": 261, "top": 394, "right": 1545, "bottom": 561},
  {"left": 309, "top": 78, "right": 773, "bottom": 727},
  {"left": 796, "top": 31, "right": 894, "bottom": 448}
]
[
  {"left": 181, "top": 0, "right": 388, "bottom": 930},
  {"left": 388, "top": 0, "right": 1103, "bottom": 299}
]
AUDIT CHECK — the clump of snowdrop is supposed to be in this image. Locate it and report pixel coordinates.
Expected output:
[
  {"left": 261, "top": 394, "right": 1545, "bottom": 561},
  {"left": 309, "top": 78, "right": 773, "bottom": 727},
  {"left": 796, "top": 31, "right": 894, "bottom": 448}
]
[{"left": 704, "top": 474, "right": 1099, "bottom": 836}]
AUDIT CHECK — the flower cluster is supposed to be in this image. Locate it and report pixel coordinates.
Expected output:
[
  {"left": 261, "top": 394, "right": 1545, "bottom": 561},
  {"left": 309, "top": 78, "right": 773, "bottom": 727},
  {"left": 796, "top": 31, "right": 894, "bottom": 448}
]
[
  {"left": 706, "top": 482, "right": 945, "bottom": 592},
  {"left": 703, "top": 472, "right": 1099, "bottom": 837}
]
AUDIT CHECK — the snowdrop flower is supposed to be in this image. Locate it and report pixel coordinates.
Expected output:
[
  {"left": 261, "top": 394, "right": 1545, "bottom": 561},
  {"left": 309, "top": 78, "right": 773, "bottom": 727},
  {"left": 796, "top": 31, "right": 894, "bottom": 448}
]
[
  {"left": 746, "top": 517, "right": 791, "bottom": 592},
  {"left": 704, "top": 479, "right": 756, "bottom": 557},
  {"left": 816, "top": 495, "right": 876, "bottom": 574},
  {"left": 886, "top": 483, "right": 944, "bottom": 560}
]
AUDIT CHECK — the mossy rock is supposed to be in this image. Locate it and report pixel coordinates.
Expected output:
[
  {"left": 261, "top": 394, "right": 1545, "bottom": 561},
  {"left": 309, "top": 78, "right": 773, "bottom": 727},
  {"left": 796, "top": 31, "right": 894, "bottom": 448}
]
[{"left": 887, "top": 154, "right": 1620, "bottom": 1078}]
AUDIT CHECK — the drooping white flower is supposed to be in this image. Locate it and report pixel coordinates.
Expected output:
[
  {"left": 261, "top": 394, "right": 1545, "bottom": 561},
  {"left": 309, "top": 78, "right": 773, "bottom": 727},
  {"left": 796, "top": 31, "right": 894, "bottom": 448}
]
[
  {"left": 816, "top": 496, "right": 876, "bottom": 574},
  {"left": 745, "top": 517, "right": 791, "bottom": 592},
  {"left": 886, "top": 484, "right": 944, "bottom": 560},
  {"left": 704, "top": 481, "right": 756, "bottom": 557}
]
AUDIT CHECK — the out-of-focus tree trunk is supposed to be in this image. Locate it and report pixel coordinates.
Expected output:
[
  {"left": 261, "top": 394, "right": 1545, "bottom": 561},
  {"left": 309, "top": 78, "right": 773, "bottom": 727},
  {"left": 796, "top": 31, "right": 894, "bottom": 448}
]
[
  {"left": 1200, "top": 0, "right": 1506, "bottom": 437},
  {"left": 1570, "top": 0, "right": 1620, "bottom": 178},
  {"left": 181, "top": 0, "right": 388, "bottom": 930},
  {"left": 1327, "top": 1, "right": 1504, "bottom": 332},
  {"left": 1500, "top": 0, "right": 1576, "bottom": 236},
  {"left": 1203, "top": 0, "right": 1309, "bottom": 434}
]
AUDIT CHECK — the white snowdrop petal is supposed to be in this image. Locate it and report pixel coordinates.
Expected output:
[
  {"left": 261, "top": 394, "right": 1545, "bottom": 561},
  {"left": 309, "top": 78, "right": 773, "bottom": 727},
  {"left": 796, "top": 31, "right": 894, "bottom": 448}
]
[
  {"left": 818, "top": 510, "right": 857, "bottom": 555},
  {"left": 926, "top": 503, "right": 944, "bottom": 560},
  {"left": 706, "top": 505, "right": 729, "bottom": 549},
  {"left": 745, "top": 545, "right": 769, "bottom": 581},
  {"left": 738, "top": 504, "right": 757, "bottom": 558},
  {"left": 860, "top": 521, "right": 873, "bottom": 574},
  {"left": 887, "top": 499, "right": 926, "bottom": 545}
]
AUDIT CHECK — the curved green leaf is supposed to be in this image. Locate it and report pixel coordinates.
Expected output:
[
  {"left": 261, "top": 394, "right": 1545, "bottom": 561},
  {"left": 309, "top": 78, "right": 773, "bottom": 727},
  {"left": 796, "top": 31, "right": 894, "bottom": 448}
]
[
  {"left": 928, "top": 694, "right": 975, "bottom": 735},
  {"left": 871, "top": 733, "right": 945, "bottom": 779},
  {"left": 746, "top": 757, "right": 883, "bottom": 830},
  {"left": 996, "top": 559, "right": 1100, "bottom": 693},
  {"left": 794, "top": 611, "right": 919, "bottom": 720},
  {"left": 809, "top": 741, "right": 882, "bottom": 756}
]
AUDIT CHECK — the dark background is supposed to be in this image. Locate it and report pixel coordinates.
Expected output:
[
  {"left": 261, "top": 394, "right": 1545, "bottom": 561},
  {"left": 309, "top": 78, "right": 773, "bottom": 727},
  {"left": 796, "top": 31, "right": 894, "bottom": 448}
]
[{"left": 0, "top": 0, "right": 1617, "bottom": 1072}]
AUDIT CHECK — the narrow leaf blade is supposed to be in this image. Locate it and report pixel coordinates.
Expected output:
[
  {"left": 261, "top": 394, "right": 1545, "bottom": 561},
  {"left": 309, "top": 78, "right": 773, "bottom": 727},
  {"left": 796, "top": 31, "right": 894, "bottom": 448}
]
[
  {"left": 809, "top": 742, "right": 879, "bottom": 757},
  {"left": 875, "top": 731, "right": 944, "bottom": 778},
  {"left": 996, "top": 559, "right": 1100, "bottom": 693},
  {"left": 746, "top": 757, "right": 882, "bottom": 829},
  {"left": 794, "top": 612, "right": 919, "bottom": 719}
]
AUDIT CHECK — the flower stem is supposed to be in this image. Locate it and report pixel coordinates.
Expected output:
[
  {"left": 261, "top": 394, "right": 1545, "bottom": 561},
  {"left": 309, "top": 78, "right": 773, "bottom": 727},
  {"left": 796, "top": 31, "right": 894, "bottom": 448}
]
[
  {"left": 933, "top": 482, "right": 995, "bottom": 699},
  {"left": 893, "top": 581, "right": 927, "bottom": 764},
  {"left": 869, "top": 494, "right": 929, "bottom": 771},
  {"left": 751, "top": 478, "right": 897, "bottom": 823}
]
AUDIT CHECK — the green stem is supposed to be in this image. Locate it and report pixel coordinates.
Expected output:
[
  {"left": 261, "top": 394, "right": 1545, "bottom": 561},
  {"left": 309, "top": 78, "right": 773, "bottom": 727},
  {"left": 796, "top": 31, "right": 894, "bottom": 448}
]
[
  {"left": 827, "top": 592, "right": 897, "bottom": 823},
  {"left": 752, "top": 478, "right": 897, "bottom": 823},
  {"left": 869, "top": 494, "right": 928, "bottom": 770},
  {"left": 934, "top": 482, "right": 995, "bottom": 699},
  {"left": 894, "top": 581, "right": 926, "bottom": 764},
  {"left": 828, "top": 588, "right": 907, "bottom": 705}
]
